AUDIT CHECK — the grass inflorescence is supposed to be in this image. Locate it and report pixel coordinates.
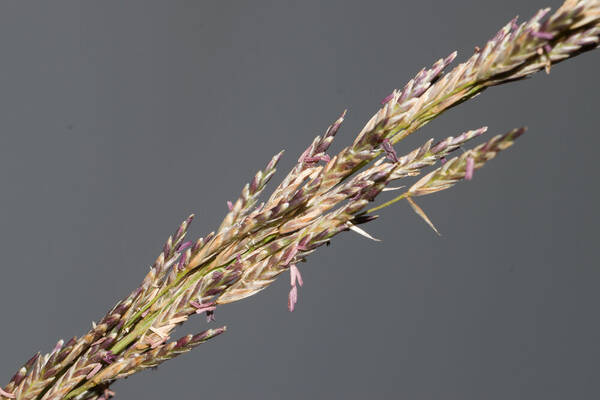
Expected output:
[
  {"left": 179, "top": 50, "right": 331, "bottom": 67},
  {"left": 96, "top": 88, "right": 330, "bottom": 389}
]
[{"left": 2, "top": 1, "right": 599, "bottom": 399}]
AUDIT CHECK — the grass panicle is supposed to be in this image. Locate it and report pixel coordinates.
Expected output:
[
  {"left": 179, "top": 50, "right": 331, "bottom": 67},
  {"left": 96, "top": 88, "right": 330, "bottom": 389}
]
[{"left": 1, "top": 1, "right": 599, "bottom": 399}]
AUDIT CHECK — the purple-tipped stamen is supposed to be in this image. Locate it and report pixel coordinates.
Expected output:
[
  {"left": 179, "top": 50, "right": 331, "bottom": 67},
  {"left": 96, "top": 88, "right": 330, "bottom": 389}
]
[
  {"left": 101, "top": 351, "right": 116, "bottom": 364},
  {"left": 227, "top": 201, "right": 233, "bottom": 211},
  {"left": 465, "top": 156, "right": 475, "bottom": 180},
  {"left": 303, "top": 154, "right": 331, "bottom": 164},
  {"left": 297, "top": 236, "right": 311, "bottom": 251},
  {"left": 177, "top": 241, "right": 193, "bottom": 252},
  {"left": 297, "top": 145, "right": 312, "bottom": 163},
  {"left": 289, "top": 264, "right": 304, "bottom": 287},
  {"left": 531, "top": 30, "right": 554, "bottom": 40},
  {"left": 190, "top": 300, "right": 217, "bottom": 316},
  {"left": 380, "top": 92, "right": 394, "bottom": 105},
  {"left": 175, "top": 335, "right": 191, "bottom": 349},
  {"left": 382, "top": 139, "right": 399, "bottom": 163},
  {"left": 86, "top": 364, "right": 102, "bottom": 380},
  {"left": 283, "top": 245, "right": 299, "bottom": 266},
  {"left": 177, "top": 252, "right": 188, "bottom": 270},
  {"left": 288, "top": 285, "right": 298, "bottom": 312}
]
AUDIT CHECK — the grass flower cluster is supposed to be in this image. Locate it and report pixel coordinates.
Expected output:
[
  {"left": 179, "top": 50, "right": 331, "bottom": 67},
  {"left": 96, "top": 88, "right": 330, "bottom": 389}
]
[{"left": 2, "top": 1, "right": 599, "bottom": 399}]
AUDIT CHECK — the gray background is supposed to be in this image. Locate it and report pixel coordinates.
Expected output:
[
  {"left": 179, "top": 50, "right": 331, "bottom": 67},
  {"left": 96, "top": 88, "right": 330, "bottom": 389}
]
[{"left": 0, "top": 1, "right": 598, "bottom": 399}]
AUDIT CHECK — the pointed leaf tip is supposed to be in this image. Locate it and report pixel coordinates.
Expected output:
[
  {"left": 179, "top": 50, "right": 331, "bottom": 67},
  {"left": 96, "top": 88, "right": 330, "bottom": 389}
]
[
  {"left": 346, "top": 222, "right": 381, "bottom": 241},
  {"left": 406, "top": 197, "right": 441, "bottom": 236}
]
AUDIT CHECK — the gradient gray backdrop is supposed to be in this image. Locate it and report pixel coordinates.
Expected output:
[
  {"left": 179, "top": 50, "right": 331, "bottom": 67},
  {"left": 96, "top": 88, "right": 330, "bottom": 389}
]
[{"left": 1, "top": 1, "right": 599, "bottom": 399}]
